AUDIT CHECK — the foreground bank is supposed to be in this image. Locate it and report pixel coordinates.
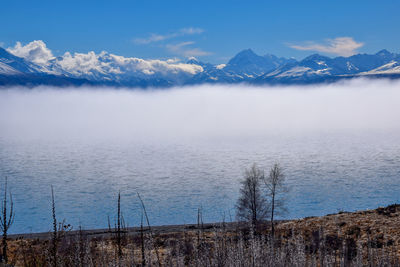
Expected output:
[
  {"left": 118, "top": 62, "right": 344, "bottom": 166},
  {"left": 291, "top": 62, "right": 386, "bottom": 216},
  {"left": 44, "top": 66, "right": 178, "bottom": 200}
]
[{"left": 3, "top": 204, "right": 400, "bottom": 266}]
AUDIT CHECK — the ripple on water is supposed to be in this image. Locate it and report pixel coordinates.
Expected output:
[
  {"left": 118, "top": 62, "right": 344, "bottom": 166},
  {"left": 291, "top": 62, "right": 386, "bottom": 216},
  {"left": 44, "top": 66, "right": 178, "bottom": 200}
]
[{"left": 1, "top": 133, "right": 400, "bottom": 233}]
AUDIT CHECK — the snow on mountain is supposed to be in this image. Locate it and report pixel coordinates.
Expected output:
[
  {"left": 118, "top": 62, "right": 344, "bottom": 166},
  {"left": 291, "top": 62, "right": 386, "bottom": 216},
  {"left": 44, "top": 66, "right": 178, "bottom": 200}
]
[
  {"left": 5, "top": 41, "right": 204, "bottom": 85},
  {"left": 0, "top": 62, "right": 21, "bottom": 75},
  {"left": 0, "top": 47, "right": 42, "bottom": 74},
  {"left": 183, "top": 57, "right": 243, "bottom": 83},
  {"left": 0, "top": 46, "right": 97, "bottom": 86},
  {"left": 256, "top": 49, "right": 400, "bottom": 83},
  {"left": 186, "top": 49, "right": 296, "bottom": 84},
  {"left": 257, "top": 54, "right": 334, "bottom": 82},
  {"left": 1, "top": 40, "right": 400, "bottom": 87},
  {"left": 359, "top": 61, "right": 400, "bottom": 75}
]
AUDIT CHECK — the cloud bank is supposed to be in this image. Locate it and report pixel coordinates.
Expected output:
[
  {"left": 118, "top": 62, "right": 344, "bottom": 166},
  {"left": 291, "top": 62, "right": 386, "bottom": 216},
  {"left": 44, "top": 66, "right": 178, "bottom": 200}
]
[
  {"left": 1, "top": 79, "right": 399, "bottom": 142},
  {"left": 289, "top": 37, "right": 364, "bottom": 57},
  {"left": 7, "top": 40, "right": 54, "bottom": 65},
  {"left": 6, "top": 40, "right": 203, "bottom": 79}
]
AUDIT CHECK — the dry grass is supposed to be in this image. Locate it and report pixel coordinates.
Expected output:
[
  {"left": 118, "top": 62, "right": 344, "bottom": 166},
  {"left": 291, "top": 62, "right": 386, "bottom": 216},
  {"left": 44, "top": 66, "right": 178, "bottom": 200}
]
[{"left": 4, "top": 204, "right": 400, "bottom": 266}]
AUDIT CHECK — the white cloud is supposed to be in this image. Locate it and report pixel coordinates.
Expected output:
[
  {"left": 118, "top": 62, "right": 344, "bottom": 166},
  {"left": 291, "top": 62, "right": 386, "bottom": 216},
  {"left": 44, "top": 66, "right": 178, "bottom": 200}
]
[
  {"left": 166, "top": 41, "right": 211, "bottom": 57},
  {"left": 104, "top": 53, "right": 203, "bottom": 75},
  {"left": 7, "top": 40, "right": 54, "bottom": 64},
  {"left": 289, "top": 37, "right": 364, "bottom": 57},
  {"left": 134, "top": 27, "right": 204, "bottom": 44},
  {"left": 56, "top": 51, "right": 113, "bottom": 75},
  {"left": 6, "top": 40, "right": 203, "bottom": 78}
]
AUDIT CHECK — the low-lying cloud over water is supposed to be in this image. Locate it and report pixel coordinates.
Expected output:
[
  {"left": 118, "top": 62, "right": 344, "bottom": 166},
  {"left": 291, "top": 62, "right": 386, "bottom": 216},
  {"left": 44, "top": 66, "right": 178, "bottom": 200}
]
[{"left": 1, "top": 78, "right": 400, "bottom": 141}]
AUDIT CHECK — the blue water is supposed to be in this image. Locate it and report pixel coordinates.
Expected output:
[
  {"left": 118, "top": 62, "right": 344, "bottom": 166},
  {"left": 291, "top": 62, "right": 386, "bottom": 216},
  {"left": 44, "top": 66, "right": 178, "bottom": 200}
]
[{"left": 1, "top": 132, "right": 400, "bottom": 234}]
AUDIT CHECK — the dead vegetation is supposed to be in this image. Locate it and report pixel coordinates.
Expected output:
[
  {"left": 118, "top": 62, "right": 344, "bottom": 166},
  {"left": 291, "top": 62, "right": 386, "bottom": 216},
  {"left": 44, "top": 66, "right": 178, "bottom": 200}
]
[{"left": 1, "top": 204, "right": 400, "bottom": 266}]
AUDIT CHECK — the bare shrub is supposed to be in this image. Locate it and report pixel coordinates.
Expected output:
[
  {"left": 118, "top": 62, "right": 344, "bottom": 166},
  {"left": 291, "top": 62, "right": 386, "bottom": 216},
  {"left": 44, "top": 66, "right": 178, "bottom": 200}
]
[{"left": 0, "top": 177, "right": 14, "bottom": 264}]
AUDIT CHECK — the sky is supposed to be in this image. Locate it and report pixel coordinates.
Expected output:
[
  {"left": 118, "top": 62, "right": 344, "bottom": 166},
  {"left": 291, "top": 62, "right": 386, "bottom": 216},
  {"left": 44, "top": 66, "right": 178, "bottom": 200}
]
[{"left": 1, "top": 0, "right": 400, "bottom": 63}]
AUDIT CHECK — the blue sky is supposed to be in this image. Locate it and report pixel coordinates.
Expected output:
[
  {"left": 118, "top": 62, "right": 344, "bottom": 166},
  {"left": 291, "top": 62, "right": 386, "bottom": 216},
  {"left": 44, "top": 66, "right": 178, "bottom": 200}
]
[{"left": 1, "top": 0, "right": 400, "bottom": 63}]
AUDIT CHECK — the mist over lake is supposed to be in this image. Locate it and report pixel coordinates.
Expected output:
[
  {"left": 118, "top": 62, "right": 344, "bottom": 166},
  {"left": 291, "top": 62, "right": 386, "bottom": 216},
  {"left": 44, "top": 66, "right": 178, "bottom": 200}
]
[{"left": 1, "top": 79, "right": 400, "bottom": 234}]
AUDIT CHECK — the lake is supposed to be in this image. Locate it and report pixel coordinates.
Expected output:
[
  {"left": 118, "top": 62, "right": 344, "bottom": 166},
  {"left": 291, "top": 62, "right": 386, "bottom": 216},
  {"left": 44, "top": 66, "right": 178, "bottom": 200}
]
[{"left": 1, "top": 81, "right": 400, "bottom": 233}]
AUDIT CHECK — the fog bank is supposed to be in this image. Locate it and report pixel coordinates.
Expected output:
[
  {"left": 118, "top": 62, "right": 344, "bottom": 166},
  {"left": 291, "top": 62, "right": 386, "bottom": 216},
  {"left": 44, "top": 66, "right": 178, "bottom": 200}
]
[{"left": 1, "top": 78, "right": 400, "bottom": 141}]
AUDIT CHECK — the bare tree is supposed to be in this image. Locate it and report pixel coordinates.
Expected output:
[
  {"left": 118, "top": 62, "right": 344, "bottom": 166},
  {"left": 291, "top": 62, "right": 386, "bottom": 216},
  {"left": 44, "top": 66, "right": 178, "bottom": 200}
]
[
  {"left": 140, "top": 213, "right": 145, "bottom": 267},
  {"left": 263, "top": 163, "right": 288, "bottom": 238},
  {"left": 0, "top": 177, "right": 14, "bottom": 264},
  {"left": 236, "top": 164, "right": 269, "bottom": 229}
]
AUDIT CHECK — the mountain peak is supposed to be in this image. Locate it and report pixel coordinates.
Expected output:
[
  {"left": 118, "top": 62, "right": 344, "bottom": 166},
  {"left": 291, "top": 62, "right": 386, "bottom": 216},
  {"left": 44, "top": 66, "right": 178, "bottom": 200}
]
[
  {"left": 376, "top": 49, "right": 392, "bottom": 55},
  {"left": 302, "top": 54, "right": 331, "bottom": 62},
  {"left": 243, "top": 48, "right": 255, "bottom": 53},
  {"left": 186, "top": 57, "right": 200, "bottom": 64},
  {"left": 375, "top": 49, "right": 392, "bottom": 57},
  {"left": 225, "top": 49, "right": 298, "bottom": 76},
  {"left": 233, "top": 49, "right": 257, "bottom": 58},
  {"left": 228, "top": 49, "right": 262, "bottom": 64}
]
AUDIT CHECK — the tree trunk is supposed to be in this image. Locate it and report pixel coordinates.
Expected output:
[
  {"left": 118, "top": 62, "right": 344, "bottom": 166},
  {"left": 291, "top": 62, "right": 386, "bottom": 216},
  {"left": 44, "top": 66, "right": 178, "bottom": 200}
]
[{"left": 2, "top": 230, "right": 7, "bottom": 263}]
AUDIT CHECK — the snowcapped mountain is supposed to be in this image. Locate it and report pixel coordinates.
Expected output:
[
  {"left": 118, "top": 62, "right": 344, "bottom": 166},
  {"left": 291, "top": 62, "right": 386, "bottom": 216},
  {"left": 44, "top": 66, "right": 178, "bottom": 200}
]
[
  {"left": 256, "top": 49, "right": 400, "bottom": 84},
  {"left": 0, "top": 47, "right": 41, "bottom": 75},
  {"left": 0, "top": 47, "right": 100, "bottom": 87},
  {"left": 1, "top": 40, "right": 400, "bottom": 87},
  {"left": 2, "top": 40, "right": 204, "bottom": 87},
  {"left": 222, "top": 49, "right": 296, "bottom": 77},
  {"left": 42, "top": 51, "right": 203, "bottom": 85},
  {"left": 186, "top": 49, "right": 296, "bottom": 83}
]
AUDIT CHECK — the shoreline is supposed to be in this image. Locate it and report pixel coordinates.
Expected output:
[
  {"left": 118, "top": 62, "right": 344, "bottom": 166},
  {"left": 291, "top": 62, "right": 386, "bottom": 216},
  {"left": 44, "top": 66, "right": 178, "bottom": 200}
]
[{"left": 8, "top": 204, "right": 396, "bottom": 240}]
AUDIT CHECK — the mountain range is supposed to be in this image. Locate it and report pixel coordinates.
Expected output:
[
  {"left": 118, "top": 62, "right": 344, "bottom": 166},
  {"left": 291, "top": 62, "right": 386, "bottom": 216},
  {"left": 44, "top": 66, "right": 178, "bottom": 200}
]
[{"left": 1, "top": 44, "right": 400, "bottom": 87}]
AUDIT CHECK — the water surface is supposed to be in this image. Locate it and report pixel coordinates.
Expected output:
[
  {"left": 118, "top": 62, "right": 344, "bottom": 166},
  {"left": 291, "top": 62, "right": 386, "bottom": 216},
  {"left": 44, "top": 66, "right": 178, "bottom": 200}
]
[{"left": 1, "top": 82, "right": 400, "bottom": 233}]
